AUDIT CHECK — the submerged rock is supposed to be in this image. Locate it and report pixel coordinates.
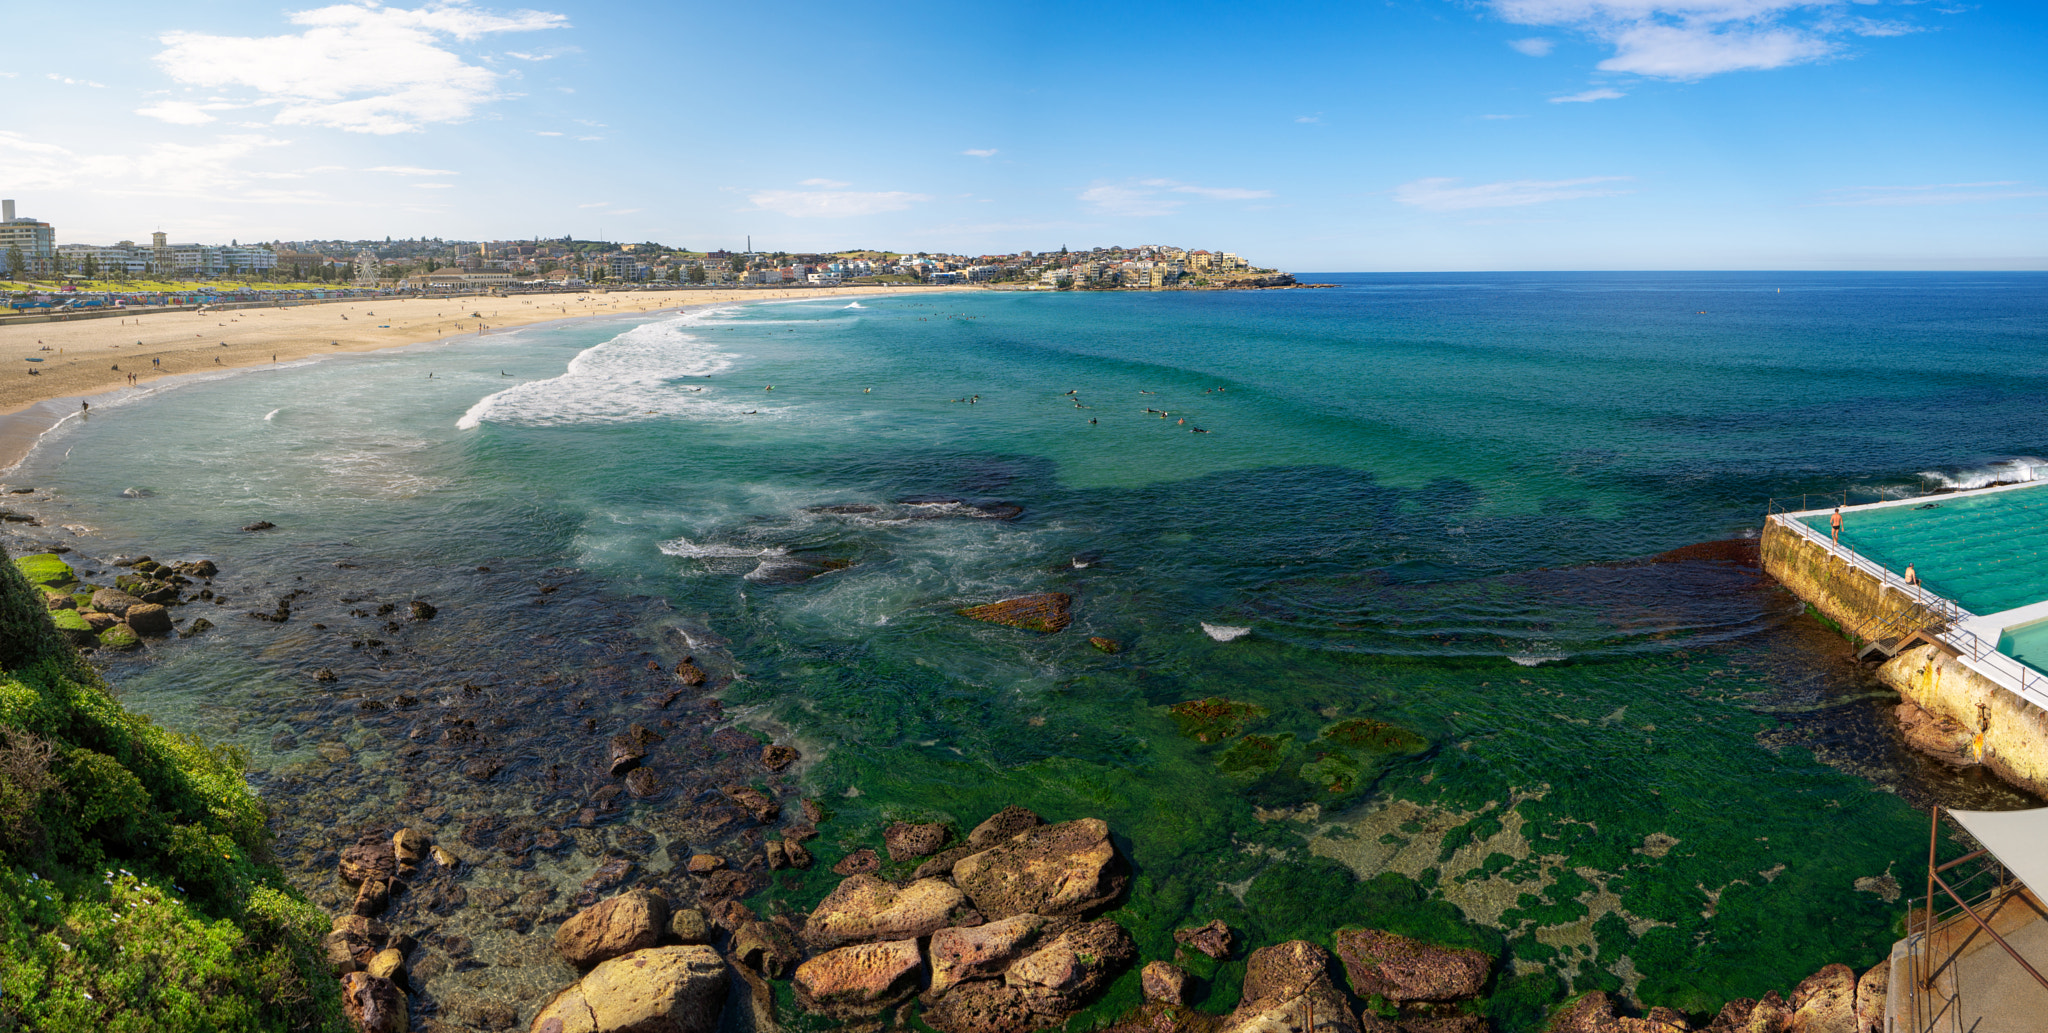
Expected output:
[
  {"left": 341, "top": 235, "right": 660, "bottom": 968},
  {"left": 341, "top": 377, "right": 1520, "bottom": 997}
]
[
  {"left": 1330, "top": 927, "right": 1492, "bottom": 1002},
  {"left": 922, "top": 919, "right": 1135, "bottom": 1033},
  {"left": 952, "top": 817, "right": 1127, "bottom": 920},
  {"left": 885, "top": 821, "right": 951, "bottom": 860},
  {"left": 339, "top": 972, "right": 408, "bottom": 1033},
  {"left": 958, "top": 593, "right": 1072, "bottom": 633}
]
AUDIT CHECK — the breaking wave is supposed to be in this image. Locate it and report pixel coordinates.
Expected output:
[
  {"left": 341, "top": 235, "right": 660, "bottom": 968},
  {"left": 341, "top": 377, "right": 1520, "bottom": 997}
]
[{"left": 457, "top": 312, "right": 742, "bottom": 429}]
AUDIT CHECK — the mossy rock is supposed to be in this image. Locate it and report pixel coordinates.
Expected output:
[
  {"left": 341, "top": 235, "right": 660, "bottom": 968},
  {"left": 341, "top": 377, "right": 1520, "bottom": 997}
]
[
  {"left": 71, "top": 591, "right": 95, "bottom": 609},
  {"left": 99, "top": 623, "right": 142, "bottom": 651},
  {"left": 958, "top": 592, "right": 1072, "bottom": 633},
  {"left": 1168, "top": 697, "right": 1268, "bottom": 743},
  {"left": 13, "top": 552, "right": 74, "bottom": 587},
  {"left": 1320, "top": 718, "right": 1428, "bottom": 755},
  {"left": 48, "top": 607, "right": 98, "bottom": 648},
  {"left": 1300, "top": 753, "right": 1364, "bottom": 794},
  {"left": 1218, "top": 733, "right": 1293, "bottom": 777}
]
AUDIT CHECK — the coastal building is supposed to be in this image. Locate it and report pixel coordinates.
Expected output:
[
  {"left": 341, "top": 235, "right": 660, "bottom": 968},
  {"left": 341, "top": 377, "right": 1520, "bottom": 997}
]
[
  {"left": 1, "top": 199, "right": 57, "bottom": 275},
  {"left": 403, "top": 270, "right": 514, "bottom": 289}
]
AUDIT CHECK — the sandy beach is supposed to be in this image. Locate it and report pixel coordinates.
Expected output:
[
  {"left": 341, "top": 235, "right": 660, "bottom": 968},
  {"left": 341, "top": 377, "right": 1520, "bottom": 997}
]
[{"left": 0, "top": 284, "right": 966, "bottom": 471}]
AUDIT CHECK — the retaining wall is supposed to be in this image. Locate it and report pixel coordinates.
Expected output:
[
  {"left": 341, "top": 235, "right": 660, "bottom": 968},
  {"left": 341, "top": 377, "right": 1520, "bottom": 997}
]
[{"left": 1877, "top": 644, "right": 2048, "bottom": 798}]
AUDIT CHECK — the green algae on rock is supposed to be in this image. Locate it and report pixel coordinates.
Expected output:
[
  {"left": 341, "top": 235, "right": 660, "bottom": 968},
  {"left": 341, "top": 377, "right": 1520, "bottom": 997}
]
[
  {"left": 1168, "top": 697, "right": 1269, "bottom": 743},
  {"left": 958, "top": 592, "right": 1073, "bottom": 633},
  {"left": 97, "top": 623, "right": 141, "bottom": 651},
  {"left": 12, "top": 552, "right": 74, "bottom": 587},
  {"left": 1218, "top": 733, "right": 1294, "bottom": 777}
]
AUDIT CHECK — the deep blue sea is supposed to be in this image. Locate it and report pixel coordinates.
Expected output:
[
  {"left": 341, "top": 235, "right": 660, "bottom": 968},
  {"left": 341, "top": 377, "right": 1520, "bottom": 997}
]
[{"left": 9, "top": 272, "right": 2047, "bottom": 1028}]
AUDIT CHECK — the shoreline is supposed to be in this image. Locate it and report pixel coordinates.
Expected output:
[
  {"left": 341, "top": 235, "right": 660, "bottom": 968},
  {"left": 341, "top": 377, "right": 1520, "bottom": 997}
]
[{"left": 0, "top": 284, "right": 968, "bottom": 474}]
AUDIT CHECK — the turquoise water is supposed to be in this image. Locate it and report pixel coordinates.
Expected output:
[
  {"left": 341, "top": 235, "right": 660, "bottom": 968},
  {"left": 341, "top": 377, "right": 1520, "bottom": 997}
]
[
  {"left": 1999, "top": 620, "right": 2048, "bottom": 675},
  {"left": 6, "top": 272, "right": 2046, "bottom": 1028},
  {"left": 1800, "top": 484, "right": 2048, "bottom": 616}
]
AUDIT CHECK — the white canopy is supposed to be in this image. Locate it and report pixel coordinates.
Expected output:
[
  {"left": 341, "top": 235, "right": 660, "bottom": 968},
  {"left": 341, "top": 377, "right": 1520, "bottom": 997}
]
[{"left": 1949, "top": 808, "right": 2048, "bottom": 897}]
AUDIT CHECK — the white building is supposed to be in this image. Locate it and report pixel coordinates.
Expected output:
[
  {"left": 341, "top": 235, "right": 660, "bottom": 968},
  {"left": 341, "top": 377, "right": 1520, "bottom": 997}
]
[{"left": 1, "top": 199, "right": 57, "bottom": 275}]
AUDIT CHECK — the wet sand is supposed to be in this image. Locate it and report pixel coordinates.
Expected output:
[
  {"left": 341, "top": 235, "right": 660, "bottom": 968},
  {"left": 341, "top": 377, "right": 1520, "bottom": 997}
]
[{"left": 0, "top": 284, "right": 965, "bottom": 471}]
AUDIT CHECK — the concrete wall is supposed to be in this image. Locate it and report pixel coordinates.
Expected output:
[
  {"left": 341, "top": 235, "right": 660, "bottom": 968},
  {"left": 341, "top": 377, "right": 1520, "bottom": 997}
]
[
  {"left": 1878, "top": 644, "right": 2048, "bottom": 799},
  {"left": 1760, "top": 519, "right": 1914, "bottom": 642}
]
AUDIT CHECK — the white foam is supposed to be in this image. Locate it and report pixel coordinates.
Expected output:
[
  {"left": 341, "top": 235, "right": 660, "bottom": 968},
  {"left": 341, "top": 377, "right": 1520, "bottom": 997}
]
[
  {"left": 1919, "top": 457, "right": 2044, "bottom": 491},
  {"left": 1202, "top": 622, "right": 1251, "bottom": 642},
  {"left": 457, "top": 311, "right": 742, "bottom": 429},
  {"left": 657, "top": 536, "right": 787, "bottom": 560},
  {"left": 263, "top": 409, "right": 281, "bottom": 421},
  {"left": 844, "top": 302, "right": 866, "bottom": 309}
]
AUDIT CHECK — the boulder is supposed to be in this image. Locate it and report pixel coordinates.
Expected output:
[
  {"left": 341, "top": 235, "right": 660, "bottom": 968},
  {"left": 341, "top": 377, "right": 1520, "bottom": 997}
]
[
  {"left": 761, "top": 744, "right": 799, "bottom": 771},
  {"left": 668, "top": 907, "right": 711, "bottom": 945},
  {"left": 886, "top": 821, "right": 952, "bottom": 861},
  {"left": 339, "top": 972, "right": 408, "bottom": 1033},
  {"left": 1217, "top": 941, "right": 1362, "bottom": 1033},
  {"left": 322, "top": 915, "right": 396, "bottom": 975},
  {"left": 367, "top": 948, "right": 407, "bottom": 988},
  {"left": 730, "top": 919, "right": 802, "bottom": 979},
  {"left": 340, "top": 841, "right": 398, "bottom": 884},
  {"left": 794, "top": 938, "right": 926, "bottom": 1019},
  {"left": 929, "top": 914, "right": 1047, "bottom": 996},
  {"left": 1175, "top": 918, "right": 1236, "bottom": 960},
  {"left": 80, "top": 610, "right": 119, "bottom": 631},
  {"left": 409, "top": 600, "right": 437, "bottom": 621},
  {"left": 42, "top": 587, "right": 75, "bottom": 610},
  {"left": 803, "top": 874, "right": 977, "bottom": 949},
  {"left": 608, "top": 736, "right": 646, "bottom": 777},
  {"left": 98, "top": 624, "right": 142, "bottom": 651},
  {"left": 1142, "top": 961, "right": 1193, "bottom": 1006},
  {"left": 556, "top": 889, "right": 671, "bottom": 969},
  {"left": 782, "top": 839, "right": 813, "bottom": 869},
  {"left": 951, "top": 817, "right": 1127, "bottom": 920},
  {"left": 1332, "top": 928, "right": 1492, "bottom": 1002},
  {"left": 123, "top": 602, "right": 172, "bottom": 636},
  {"left": 1707, "top": 993, "right": 1792, "bottom": 1033},
  {"left": 968, "top": 806, "right": 1044, "bottom": 849},
  {"left": 1789, "top": 965, "right": 1857, "bottom": 1033},
  {"left": 178, "top": 616, "right": 214, "bottom": 638},
  {"left": 832, "top": 848, "right": 881, "bottom": 875},
  {"left": 721, "top": 784, "right": 779, "bottom": 823},
  {"left": 922, "top": 920, "right": 1136, "bottom": 1033},
  {"left": 1854, "top": 962, "right": 1887, "bottom": 1033},
  {"left": 532, "top": 945, "right": 728, "bottom": 1033},
  {"left": 393, "top": 828, "right": 431, "bottom": 864},
  {"left": 1089, "top": 636, "right": 1120, "bottom": 654},
  {"left": 685, "top": 854, "right": 724, "bottom": 874},
  {"left": 1547, "top": 991, "right": 1692, "bottom": 1032},
  {"left": 352, "top": 877, "right": 390, "bottom": 917}
]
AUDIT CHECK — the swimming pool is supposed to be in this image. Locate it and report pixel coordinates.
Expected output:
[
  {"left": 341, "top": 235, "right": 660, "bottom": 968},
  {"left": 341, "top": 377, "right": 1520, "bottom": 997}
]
[{"left": 1800, "top": 483, "right": 2048, "bottom": 617}]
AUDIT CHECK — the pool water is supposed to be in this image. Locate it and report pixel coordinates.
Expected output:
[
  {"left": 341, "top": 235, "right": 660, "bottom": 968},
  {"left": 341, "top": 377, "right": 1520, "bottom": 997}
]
[
  {"left": 1802, "top": 484, "right": 2048, "bottom": 616},
  {"left": 1999, "top": 621, "right": 2048, "bottom": 675}
]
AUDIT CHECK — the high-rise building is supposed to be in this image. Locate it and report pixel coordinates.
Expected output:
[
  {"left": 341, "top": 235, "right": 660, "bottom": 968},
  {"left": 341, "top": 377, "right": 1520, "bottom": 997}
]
[{"left": 1, "top": 199, "right": 57, "bottom": 275}]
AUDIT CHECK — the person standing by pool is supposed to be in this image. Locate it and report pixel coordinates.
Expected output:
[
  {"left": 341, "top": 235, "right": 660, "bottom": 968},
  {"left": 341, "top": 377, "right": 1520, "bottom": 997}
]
[{"left": 1831, "top": 507, "right": 1843, "bottom": 545}]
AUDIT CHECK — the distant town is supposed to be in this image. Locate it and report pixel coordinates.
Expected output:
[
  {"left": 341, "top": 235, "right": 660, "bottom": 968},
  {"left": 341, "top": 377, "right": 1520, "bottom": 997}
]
[{"left": 0, "top": 197, "right": 1296, "bottom": 300}]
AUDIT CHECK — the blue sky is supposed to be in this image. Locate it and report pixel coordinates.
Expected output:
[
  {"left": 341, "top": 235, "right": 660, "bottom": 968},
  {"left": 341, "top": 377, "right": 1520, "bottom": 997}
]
[{"left": 2, "top": 0, "right": 2042, "bottom": 269}]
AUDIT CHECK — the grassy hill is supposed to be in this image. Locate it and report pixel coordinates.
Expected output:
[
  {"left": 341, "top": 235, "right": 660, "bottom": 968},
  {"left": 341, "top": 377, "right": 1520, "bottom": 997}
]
[{"left": 0, "top": 543, "right": 343, "bottom": 1032}]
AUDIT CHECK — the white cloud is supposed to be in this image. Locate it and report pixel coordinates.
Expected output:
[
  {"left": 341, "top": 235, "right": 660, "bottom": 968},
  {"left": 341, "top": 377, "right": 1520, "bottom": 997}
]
[
  {"left": 800, "top": 178, "right": 852, "bottom": 188},
  {"left": 962, "top": 148, "right": 998, "bottom": 157},
  {"left": 152, "top": 1, "right": 568, "bottom": 135},
  {"left": 1082, "top": 179, "right": 1274, "bottom": 215},
  {"left": 1550, "top": 87, "right": 1627, "bottom": 102},
  {"left": 413, "top": 182, "right": 454, "bottom": 189},
  {"left": 1394, "top": 175, "right": 1633, "bottom": 211},
  {"left": 47, "top": 74, "right": 109, "bottom": 88},
  {"left": 747, "top": 187, "right": 931, "bottom": 218},
  {"left": 1294, "top": 115, "right": 1322, "bottom": 123},
  {"left": 534, "top": 130, "right": 563, "bottom": 136},
  {"left": 505, "top": 50, "right": 554, "bottom": 60},
  {"left": 0, "top": 130, "right": 314, "bottom": 203},
  {"left": 1487, "top": 1, "right": 1891, "bottom": 80},
  {"left": 1816, "top": 182, "right": 2048, "bottom": 206},
  {"left": 367, "top": 165, "right": 458, "bottom": 175},
  {"left": 575, "top": 135, "right": 602, "bottom": 141},
  {"left": 1509, "top": 37, "right": 1555, "bottom": 55},
  {"left": 577, "top": 201, "right": 609, "bottom": 208},
  {"left": 1480, "top": 113, "right": 1526, "bottom": 119},
  {"left": 137, "top": 100, "right": 226, "bottom": 125}
]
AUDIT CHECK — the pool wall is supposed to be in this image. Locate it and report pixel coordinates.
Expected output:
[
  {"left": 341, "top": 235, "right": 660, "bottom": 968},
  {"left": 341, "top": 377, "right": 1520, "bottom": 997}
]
[
  {"left": 1762, "top": 520, "right": 2048, "bottom": 798},
  {"left": 1878, "top": 644, "right": 2048, "bottom": 797}
]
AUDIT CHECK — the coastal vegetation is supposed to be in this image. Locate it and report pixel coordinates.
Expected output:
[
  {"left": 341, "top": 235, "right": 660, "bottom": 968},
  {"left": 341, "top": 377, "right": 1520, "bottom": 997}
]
[{"left": 0, "top": 543, "right": 342, "bottom": 1032}]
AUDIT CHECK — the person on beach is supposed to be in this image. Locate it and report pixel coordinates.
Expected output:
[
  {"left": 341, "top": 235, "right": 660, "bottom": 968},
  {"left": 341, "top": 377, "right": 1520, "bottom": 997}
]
[
  {"left": 1906, "top": 563, "right": 1920, "bottom": 586},
  {"left": 1830, "top": 507, "right": 1843, "bottom": 545}
]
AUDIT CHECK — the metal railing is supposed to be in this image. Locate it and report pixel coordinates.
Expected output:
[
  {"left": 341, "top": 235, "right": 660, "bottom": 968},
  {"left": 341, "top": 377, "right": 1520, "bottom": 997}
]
[{"left": 1905, "top": 808, "right": 2048, "bottom": 1033}]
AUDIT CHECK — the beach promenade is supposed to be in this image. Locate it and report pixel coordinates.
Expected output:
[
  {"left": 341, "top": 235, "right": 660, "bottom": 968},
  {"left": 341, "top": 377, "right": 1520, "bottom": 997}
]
[{"left": 0, "top": 284, "right": 966, "bottom": 470}]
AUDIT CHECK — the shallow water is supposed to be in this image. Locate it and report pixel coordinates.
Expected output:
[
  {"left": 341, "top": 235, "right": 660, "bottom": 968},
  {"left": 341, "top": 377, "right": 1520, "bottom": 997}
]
[{"left": 6, "top": 273, "right": 2047, "bottom": 1029}]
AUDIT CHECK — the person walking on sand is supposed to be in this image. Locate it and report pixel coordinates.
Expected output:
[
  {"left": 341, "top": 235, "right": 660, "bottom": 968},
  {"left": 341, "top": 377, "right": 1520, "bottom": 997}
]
[{"left": 1830, "top": 506, "right": 1843, "bottom": 545}]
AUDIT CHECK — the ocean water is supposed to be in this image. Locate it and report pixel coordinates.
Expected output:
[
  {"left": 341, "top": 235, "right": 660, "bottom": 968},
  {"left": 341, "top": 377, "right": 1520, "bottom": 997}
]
[{"left": 8, "top": 272, "right": 2048, "bottom": 1029}]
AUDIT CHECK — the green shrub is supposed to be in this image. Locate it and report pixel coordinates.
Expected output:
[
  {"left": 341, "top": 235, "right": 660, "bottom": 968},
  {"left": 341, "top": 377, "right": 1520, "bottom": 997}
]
[{"left": 0, "top": 541, "right": 344, "bottom": 1032}]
